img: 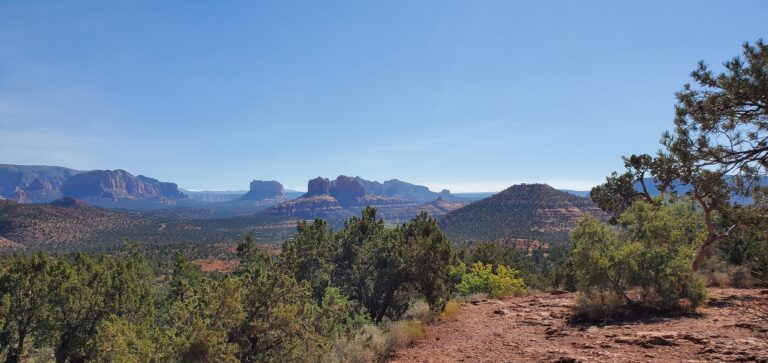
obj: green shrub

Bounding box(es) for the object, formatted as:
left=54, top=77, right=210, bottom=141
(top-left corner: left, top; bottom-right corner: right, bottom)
left=456, top=262, right=525, bottom=299
left=569, top=200, right=710, bottom=319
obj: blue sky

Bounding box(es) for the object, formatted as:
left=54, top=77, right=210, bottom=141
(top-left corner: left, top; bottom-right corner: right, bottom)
left=1, top=1, right=765, bottom=192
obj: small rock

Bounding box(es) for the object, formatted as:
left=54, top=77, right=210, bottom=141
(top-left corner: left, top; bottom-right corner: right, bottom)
left=646, top=335, right=678, bottom=347
left=680, top=333, right=708, bottom=345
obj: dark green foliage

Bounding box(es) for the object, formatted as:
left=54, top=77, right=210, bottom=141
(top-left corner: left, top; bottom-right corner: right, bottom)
left=459, top=241, right=569, bottom=290
left=282, top=208, right=455, bottom=322
left=592, top=39, right=768, bottom=272
left=718, top=189, right=768, bottom=284
left=0, top=207, right=459, bottom=361
left=0, top=250, right=157, bottom=363
left=0, top=253, right=64, bottom=363
left=281, top=219, right=336, bottom=300
left=569, top=201, right=708, bottom=320
left=52, top=251, right=157, bottom=362
left=401, top=212, right=454, bottom=313
left=440, top=184, right=605, bottom=245
left=668, top=39, right=768, bottom=186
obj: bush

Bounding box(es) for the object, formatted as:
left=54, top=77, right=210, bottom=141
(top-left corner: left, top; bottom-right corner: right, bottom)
left=284, top=208, right=454, bottom=322
left=440, top=300, right=461, bottom=320
left=708, top=271, right=733, bottom=287
left=403, top=300, right=431, bottom=323
left=730, top=266, right=754, bottom=288
left=569, top=200, right=710, bottom=319
left=572, top=291, right=623, bottom=321
left=386, top=320, right=426, bottom=351
left=456, top=262, right=525, bottom=299
left=325, top=324, right=387, bottom=363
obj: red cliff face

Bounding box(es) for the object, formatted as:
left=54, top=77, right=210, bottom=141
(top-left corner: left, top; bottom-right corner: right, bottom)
left=61, top=170, right=185, bottom=201
left=266, top=175, right=450, bottom=222
left=264, top=194, right=353, bottom=219
left=238, top=180, right=285, bottom=201
left=330, top=176, right=366, bottom=207
left=307, top=177, right=332, bottom=196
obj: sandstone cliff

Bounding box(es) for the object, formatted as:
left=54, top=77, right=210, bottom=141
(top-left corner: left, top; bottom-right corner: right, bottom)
left=61, top=169, right=186, bottom=202
left=238, top=180, right=285, bottom=201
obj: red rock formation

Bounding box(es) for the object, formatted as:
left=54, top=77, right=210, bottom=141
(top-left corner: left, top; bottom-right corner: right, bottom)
left=307, top=177, right=332, bottom=196
left=61, top=170, right=185, bottom=201
left=238, top=180, right=285, bottom=201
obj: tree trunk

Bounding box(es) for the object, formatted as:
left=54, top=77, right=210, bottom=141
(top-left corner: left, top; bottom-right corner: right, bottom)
left=6, top=328, right=26, bottom=363
left=691, top=235, right=718, bottom=272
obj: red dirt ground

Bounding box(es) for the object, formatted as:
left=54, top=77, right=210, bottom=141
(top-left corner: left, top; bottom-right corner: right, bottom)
left=390, top=288, right=768, bottom=363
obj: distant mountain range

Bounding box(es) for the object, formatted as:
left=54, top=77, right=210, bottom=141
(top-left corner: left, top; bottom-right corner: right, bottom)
left=0, top=164, right=81, bottom=203
left=181, top=189, right=248, bottom=202
left=440, top=184, right=607, bottom=245
left=0, top=165, right=479, bottom=219
left=0, top=164, right=187, bottom=208
left=561, top=176, right=768, bottom=204
left=262, top=176, right=468, bottom=222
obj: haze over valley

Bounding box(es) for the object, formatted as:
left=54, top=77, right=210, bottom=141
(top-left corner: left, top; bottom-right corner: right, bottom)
left=0, top=1, right=766, bottom=362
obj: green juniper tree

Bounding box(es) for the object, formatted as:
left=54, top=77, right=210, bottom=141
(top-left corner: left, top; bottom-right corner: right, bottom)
left=592, top=39, right=768, bottom=271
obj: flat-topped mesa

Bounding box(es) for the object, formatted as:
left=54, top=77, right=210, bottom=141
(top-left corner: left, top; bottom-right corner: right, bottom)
left=238, top=180, right=285, bottom=201
left=61, top=169, right=186, bottom=201
left=304, top=175, right=367, bottom=206
left=330, top=175, right=366, bottom=207
left=307, top=177, right=332, bottom=196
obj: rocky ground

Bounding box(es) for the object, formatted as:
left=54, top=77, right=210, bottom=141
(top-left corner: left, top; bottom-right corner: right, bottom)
left=390, top=288, right=768, bottom=362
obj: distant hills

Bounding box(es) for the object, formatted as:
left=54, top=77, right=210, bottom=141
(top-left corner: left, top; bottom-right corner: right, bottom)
left=0, top=164, right=187, bottom=208
left=263, top=176, right=467, bottom=221
left=60, top=169, right=187, bottom=209
left=0, top=198, right=150, bottom=248
left=181, top=189, right=248, bottom=202
left=351, top=177, right=464, bottom=202
left=0, top=164, right=82, bottom=203
left=440, top=184, right=606, bottom=245
left=0, top=198, right=297, bottom=250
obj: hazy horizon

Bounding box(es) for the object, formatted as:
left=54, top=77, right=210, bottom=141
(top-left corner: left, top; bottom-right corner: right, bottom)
left=2, top=1, right=766, bottom=192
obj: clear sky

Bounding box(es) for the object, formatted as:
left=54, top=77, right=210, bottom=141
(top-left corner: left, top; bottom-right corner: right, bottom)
left=1, top=1, right=765, bottom=192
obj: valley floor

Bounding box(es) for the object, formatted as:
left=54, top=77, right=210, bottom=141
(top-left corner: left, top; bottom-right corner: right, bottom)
left=390, top=288, right=768, bottom=363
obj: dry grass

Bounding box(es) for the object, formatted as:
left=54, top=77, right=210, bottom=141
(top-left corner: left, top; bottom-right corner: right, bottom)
left=708, top=271, right=733, bottom=287
left=325, top=319, right=429, bottom=363
left=705, top=265, right=754, bottom=288
left=440, top=300, right=461, bottom=321
left=325, top=325, right=387, bottom=363
left=572, top=291, right=624, bottom=321
left=386, top=320, right=427, bottom=351
left=729, top=266, right=754, bottom=288
left=404, top=300, right=431, bottom=323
